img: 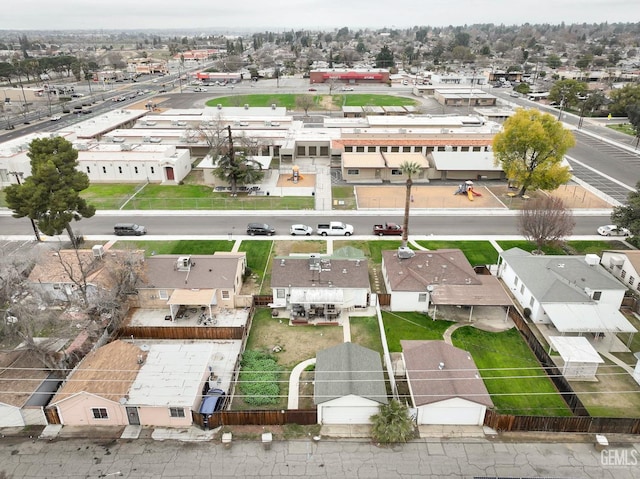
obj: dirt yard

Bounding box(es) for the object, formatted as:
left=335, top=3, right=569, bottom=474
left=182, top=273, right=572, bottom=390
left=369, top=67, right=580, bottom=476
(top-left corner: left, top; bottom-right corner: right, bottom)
left=247, top=311, right=343, bottom=369
left=355, top=184, right=615, bottom=210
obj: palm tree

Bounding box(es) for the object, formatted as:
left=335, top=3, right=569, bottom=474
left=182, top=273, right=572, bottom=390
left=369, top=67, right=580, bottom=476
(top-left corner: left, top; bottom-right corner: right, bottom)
left=400, top=160, right=422, bottom=247
left=370, top=399, right=415, bottom=443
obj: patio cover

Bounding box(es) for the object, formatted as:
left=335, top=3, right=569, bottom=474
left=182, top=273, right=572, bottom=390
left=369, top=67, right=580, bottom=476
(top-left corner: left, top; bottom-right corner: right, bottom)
left=290, top=288, right=344, bottom=304
left=549, top=336, right=604, bottom=364
left=543, top=303, right=637, bottom=334
left=167, top=289, right=217, bottom=306
left=429, top=276, right=512, bottom=306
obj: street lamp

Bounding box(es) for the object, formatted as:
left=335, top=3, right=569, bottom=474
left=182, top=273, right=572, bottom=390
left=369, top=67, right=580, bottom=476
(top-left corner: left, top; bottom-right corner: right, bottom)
left=8, top=171, right=41, bottom=242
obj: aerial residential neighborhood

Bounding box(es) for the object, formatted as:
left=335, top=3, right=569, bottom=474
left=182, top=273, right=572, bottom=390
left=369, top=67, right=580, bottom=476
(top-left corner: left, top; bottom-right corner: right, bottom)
left=1, top=6, right=640, bottom=478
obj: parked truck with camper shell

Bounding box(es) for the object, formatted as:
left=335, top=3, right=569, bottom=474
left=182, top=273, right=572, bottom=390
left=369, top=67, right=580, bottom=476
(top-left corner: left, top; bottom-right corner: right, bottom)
left=316, top=221, right=354, bottom=236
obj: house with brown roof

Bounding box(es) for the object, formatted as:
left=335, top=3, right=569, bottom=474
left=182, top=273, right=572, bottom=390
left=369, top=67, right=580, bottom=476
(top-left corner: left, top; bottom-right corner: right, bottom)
left=381, top=249, right=513, bottom=316
left=0, top=350, right=59, bottom=427
left=27, top=246, right=144, bottom=304
left=136, top=252, right=247, bottom=319
left=270, top=255, right=370, bottom=322
left=47, top=339, right=242, bottom=427
left=401, top=340, right=493, bottom=425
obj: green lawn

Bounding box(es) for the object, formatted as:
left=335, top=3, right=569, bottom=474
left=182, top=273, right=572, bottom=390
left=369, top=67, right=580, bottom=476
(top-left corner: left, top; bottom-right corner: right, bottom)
left=120, top=184, right=313, bottom=210
left=415, top=240, right=499, bottom=266
left=116, top=240, right=234, bottom=256
left=452, top=326, right=572, bottom=416
left=607, top=123, right=636, bottom=136
left=349, top=316, right=384, bottom=355
left=81, top=184, right=139, bottom=209
left=238, top=240, right=274, bottom=281
left=497, top=240, right=629, bottom=256
left=333, top=240, right=404, bottom=264
left=382, top=312, right=454, bottom=352
left=206, top=94, right=300, bottom=109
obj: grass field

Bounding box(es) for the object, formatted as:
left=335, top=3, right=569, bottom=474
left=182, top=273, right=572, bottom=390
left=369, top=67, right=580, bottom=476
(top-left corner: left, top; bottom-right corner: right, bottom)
left=206, top=93, right=419, bottom=110
left=333, top=239, right=404, bottom=264
left=415, top=240, right=499, bottom=266
left=120, top=184, right=313, bottom=210
left=452, top=326, right=572, bottom=416
left=497, top=240, right=630, bottom=256
left=116, top=240, right=234, bottom=256
left=382, top=312, right=454, bottom=352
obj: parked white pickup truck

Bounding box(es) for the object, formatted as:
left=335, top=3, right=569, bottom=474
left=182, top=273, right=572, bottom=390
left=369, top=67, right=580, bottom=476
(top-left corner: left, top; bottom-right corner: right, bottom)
left=316, top=221, right=354, bottom=236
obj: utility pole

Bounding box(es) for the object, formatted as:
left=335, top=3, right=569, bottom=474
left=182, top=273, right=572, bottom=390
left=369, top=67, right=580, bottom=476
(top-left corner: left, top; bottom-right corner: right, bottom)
left=8, top=171, right=41, bottom=242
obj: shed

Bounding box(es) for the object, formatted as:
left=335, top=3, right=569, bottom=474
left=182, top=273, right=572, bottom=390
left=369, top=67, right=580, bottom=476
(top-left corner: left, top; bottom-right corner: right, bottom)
left=549, top=336, right=604, bottom=380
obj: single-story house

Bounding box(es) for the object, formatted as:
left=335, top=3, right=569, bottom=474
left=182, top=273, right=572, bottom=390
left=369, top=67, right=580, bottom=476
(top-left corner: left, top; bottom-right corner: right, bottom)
left=48, top=339, right=241, bottom=427
left=314, top=342, right=388, bottom=424
left=0, top=350, right=59, bottom=427
left=270, top=255, right=370, bottom=321
left=340, top=152, right=429, bottom=184
left=401, top=340, right=493, bottom=425
left=27, top=246, right=144, bottom=304
left=381, top=249, right=513, bottom=316
left=137, top=252, right=248, bottom=317
left=498, top=248, right=636, bottom=351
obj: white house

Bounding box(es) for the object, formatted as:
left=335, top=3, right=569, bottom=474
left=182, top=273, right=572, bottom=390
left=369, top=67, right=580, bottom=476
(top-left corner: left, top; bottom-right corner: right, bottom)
left=498, top=248, right=636, bottom=351
left=381, top=249, right=512, bottom=315
left=401, top=340, right=493, bottom=426
left=600, top=250, right=640, bottom=294
left=270, top=255, right=370, bottom=321
left=314, top=342, right=388, bottom=424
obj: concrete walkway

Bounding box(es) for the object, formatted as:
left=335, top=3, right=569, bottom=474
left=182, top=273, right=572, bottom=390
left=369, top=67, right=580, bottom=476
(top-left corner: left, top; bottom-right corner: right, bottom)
left=287, top=358, right=316, bottom=409
left=601, top=350, right=635, bottom=375
left=442, top=323, right=465, bottom=345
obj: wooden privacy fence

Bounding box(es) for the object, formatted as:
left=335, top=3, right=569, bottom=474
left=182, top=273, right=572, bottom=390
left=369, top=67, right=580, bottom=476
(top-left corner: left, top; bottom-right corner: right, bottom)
left=118, top=325, right=245, bottom=340
left=192, top=409, right=317, bottom=429
left=507, top=308, right=590, bottom=416
left=484, top=410, right=640, bottom=435
left=253, top=295, right=273, bottom=307
left=44, top=407, right=61, bottom=425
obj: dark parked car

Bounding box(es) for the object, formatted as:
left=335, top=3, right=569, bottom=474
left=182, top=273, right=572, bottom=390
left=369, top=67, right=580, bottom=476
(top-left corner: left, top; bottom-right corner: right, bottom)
left=247, top=223, right=276, bottom=236
left=199, top=388, right=226, bottom=429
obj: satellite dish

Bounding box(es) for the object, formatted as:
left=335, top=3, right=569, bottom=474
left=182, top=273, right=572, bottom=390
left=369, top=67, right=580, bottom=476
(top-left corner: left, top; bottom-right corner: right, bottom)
left=140, top=344, right=150, bottom=351
left=118, top=397, right=128, bottom=405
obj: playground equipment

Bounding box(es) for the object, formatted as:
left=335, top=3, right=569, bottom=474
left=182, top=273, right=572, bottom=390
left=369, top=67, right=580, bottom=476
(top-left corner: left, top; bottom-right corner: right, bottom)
left=454, top=181, right=482, bottom=201
left=288, top=165, right=304, bottom=183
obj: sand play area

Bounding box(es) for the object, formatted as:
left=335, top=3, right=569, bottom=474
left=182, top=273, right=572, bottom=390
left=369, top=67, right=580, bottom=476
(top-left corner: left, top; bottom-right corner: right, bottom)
left=355, top=183, right=614, bottom=210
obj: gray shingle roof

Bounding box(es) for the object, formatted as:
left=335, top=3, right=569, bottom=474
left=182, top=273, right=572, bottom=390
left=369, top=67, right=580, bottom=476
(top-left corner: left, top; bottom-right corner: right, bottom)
left=314, top=343, right=388, bottom=405
left=271, top=257, right=370, bottom=289
left=500, top=248, right=623, bottom=303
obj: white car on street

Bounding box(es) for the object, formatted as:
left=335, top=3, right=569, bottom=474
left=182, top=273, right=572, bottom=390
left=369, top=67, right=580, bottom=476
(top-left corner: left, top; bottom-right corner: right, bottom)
left=290, top=224, right=313, bottom=236
left=597, top=225, right=630, bottom=236
left=49, top=115, right=61, bottom=121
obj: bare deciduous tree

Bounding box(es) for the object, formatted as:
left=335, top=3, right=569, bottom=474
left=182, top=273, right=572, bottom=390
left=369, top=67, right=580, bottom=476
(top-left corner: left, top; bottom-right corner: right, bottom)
left=518, top=196, right=575, bottom=253
left=295, top=95, right=316, bottom=116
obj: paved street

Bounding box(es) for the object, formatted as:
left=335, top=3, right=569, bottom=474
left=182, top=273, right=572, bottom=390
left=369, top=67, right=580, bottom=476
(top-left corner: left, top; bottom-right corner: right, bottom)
left=1, top=433, right=639, bottom=478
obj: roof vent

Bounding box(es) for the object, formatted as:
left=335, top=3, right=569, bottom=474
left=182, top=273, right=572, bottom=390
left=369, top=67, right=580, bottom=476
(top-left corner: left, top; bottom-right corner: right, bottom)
left=397, top=246, right=415, bottom=259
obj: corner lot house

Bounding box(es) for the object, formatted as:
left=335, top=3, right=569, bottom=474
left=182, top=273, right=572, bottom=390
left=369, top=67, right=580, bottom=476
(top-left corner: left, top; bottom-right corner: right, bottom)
left=401, top=340, right=493, bottom=425
left=498, top=248, right=636, bottom=351
left=314, top=343, right=387, bottom=424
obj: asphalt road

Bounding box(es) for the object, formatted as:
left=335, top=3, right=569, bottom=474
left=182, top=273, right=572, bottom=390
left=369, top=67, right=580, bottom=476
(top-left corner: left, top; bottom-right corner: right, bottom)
left=0, top=211, right=612, bottom=238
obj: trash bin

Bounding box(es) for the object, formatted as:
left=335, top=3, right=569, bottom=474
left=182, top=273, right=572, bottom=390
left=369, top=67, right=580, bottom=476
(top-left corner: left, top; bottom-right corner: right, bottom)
left=262, top=432, right=272, bottom=450
left=222, top=432, right=232, bottom=450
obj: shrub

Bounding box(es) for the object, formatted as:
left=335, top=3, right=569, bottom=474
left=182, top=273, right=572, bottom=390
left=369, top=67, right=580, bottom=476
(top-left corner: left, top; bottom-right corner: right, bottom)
left=370, top=399, right=416, bottom=444
left=239, top=350, right=281, bottom=406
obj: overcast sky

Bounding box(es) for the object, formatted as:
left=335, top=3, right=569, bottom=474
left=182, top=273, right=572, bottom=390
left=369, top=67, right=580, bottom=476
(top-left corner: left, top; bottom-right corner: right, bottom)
left=4, top=0, right=639, bottom=31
